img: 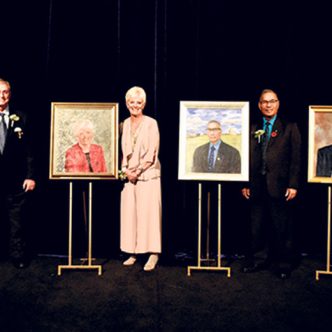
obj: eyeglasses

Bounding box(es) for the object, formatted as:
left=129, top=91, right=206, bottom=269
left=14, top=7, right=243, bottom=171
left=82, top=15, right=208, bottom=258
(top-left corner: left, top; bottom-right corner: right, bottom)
left=207, top=128, right=221, bottom=132
left=259, top=99, right=279, bottom=106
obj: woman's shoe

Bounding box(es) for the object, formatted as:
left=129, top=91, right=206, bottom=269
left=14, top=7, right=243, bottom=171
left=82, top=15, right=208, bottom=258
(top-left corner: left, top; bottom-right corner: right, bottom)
left=144, top=254, right=158, bottom=271
left=123, top=256, right=137, bottom=266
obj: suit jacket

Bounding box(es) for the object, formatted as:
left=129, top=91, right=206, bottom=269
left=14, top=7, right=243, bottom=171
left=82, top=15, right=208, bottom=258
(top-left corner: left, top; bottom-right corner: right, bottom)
left=316, top=144, right=332, bottom=177
left=65, top=143, right=107, bottom=173
left=192, top=140, right=241, bottom=173
left=0, top=110, right=35, bottom=192
left=249, top=117, right=301, bottom=198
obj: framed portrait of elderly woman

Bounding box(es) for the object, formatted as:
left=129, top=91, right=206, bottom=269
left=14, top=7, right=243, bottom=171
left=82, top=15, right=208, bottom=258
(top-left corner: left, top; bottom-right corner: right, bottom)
left=178, top=101, right=249, bottom=181
left=308, top=105, right=332, bottom=183
left=49, top=102, right=118, bottom=180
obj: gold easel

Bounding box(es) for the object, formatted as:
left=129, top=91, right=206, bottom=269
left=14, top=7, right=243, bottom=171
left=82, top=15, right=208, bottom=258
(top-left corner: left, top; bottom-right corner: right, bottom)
left=58, top=182, right=102, bottom=276
left=187, top=183, right=231, bottom=277
left=316, top=185, right=332, bottom=280
left=200, top=191, right=215, bottom=264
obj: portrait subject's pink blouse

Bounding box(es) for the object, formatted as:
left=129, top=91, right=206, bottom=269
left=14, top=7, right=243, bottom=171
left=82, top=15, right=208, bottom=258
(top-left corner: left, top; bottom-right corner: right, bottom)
left=65, top=143, right=107, bottom=173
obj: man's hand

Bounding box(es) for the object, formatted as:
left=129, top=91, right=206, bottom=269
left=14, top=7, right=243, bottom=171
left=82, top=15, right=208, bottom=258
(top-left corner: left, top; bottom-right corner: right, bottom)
left=23, top=179, right=36, bottom=192
left=241, top=188, right=250, bottom=199
left=285, top=188, right=297, bottom=201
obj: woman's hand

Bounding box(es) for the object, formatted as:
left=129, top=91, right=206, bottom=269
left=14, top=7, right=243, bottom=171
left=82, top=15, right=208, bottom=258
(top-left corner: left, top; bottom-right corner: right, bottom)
left=126, top=169, right=138, bottom=184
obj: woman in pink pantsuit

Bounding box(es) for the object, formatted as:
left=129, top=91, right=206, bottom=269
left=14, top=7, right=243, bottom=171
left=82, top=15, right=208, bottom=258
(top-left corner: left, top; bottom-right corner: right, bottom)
left=120, top=86, right=161, bottom=271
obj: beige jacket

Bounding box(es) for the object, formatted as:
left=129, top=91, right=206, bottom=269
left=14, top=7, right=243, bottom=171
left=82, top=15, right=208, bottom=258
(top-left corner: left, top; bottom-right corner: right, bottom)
left=121, top=115, right=161, bottom=180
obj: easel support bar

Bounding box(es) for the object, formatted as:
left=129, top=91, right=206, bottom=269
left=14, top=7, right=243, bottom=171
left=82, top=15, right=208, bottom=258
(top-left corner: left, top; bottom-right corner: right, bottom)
left=316, top=185, right=332, bottom=280
left=58, top=182, right=102, bottom=276
left=187, top=183, right=231, bottom=277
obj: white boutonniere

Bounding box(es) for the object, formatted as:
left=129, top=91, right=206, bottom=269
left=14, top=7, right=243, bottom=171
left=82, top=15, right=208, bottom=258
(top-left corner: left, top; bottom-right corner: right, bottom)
left=9, top=114, right=20, bottom=127
left=14, top=127, right=24, bottom=139
left=254, top=129, right=265, bottom=143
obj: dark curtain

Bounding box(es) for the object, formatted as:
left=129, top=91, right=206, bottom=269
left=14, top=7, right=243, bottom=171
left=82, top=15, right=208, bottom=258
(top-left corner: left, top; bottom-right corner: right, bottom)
left=1, top=0, right=331, bottom=258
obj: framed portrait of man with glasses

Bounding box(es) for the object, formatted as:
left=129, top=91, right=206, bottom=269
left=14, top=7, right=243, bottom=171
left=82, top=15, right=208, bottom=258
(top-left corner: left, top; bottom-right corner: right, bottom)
left=178, top=101, right=249, bottom=181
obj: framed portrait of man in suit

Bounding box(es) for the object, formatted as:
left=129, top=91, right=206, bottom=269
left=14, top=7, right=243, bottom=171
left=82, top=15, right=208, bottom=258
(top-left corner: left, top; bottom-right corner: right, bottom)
left=178, top=101, right=249, bottom=181
left=308, top=105, right=332, bottom=183
left=49, top=102, right=118, bottom=180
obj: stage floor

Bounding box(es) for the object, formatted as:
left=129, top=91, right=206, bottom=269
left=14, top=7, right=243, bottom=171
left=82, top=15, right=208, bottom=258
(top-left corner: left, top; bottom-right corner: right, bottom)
left=0, top=255, right=331, bottom=332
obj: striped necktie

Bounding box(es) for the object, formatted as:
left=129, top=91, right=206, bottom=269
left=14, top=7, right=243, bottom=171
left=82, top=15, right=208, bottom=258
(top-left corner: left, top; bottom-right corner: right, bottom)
left=208, top=146, right=215, bottom=171
left=0, top=113, right=7, bottom=154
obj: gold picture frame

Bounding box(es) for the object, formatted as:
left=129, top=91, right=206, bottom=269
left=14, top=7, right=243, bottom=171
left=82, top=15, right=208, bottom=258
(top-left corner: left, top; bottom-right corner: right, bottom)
left=178, top=101, right=249, bottom=181
left=49, top=102, right=118, bottom=180
left=308, top=105, right=332, bottom=183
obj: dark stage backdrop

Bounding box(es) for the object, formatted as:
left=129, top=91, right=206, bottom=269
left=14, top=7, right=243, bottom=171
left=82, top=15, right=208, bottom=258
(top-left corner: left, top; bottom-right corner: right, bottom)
left=1, top=0, right=331, bottom=258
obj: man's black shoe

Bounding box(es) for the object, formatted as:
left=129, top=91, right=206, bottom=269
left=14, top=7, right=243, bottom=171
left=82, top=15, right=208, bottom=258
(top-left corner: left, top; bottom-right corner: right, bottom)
left=277, top=269, right=291, bottom=280
left=12, top=258, right=30, bottom=269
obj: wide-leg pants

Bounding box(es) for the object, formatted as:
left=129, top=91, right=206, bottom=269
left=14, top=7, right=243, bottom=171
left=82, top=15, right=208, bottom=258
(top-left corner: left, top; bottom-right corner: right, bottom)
left=120, top=178, right=161, bottom=254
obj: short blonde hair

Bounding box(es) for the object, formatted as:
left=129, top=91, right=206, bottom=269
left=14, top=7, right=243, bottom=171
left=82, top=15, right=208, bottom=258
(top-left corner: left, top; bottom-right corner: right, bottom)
left=125, top=86, right=146, bottom=103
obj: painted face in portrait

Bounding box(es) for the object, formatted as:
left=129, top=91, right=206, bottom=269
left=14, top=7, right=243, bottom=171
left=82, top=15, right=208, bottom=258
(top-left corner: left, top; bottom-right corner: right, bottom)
left=77, top=128, right=93, bottom=149
left=258, top=91, right=279, bottom=120
left=73, top=120, right=95, bottom=151
left=207, top=122, right=221, bottom=144
left=0, top=81, right=11, bottom=110
left=207, top=122, right=222, bottom=144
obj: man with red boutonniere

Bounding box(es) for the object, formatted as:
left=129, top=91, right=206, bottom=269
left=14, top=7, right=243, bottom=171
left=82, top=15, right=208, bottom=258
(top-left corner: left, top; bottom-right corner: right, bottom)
left=0, top=78, right=36, bottom=269
left=241, top=89, right=301, bottom=279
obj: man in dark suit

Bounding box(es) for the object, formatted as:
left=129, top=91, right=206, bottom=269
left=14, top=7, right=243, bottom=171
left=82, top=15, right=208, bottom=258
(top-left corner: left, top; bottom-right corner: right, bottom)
left=0, top=78, right=36, bottom=268
left=192, top=120, right=241, bottom=173
left=241, top=89, right=301, bottom=279
left=316, top=144, right=332, bottom=177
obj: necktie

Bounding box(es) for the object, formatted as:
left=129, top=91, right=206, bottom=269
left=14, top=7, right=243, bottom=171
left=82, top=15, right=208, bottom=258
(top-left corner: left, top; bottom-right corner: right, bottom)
left=208, top=146, right=215, bottom=171
left=0, top=113, right=7, bottom=154
left=265, top=121, right=271, bottom=141
left=260, top=122, right=271, bottom=175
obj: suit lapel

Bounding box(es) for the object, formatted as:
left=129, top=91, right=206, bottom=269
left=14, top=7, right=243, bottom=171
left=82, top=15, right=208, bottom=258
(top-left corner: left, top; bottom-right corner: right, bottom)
left=268, top=117, right=283, bottom=149
left=5, top=114, right=16, bottom=142
left=202, top=143, right=210, bottom=170
left=215, top=142, right=223, bottom=165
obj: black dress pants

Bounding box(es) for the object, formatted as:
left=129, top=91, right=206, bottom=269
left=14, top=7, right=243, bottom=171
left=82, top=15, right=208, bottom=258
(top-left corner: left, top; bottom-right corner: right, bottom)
left=246, top=179, right=295, bottom=270
left=0, top=189, right=29, bottom=260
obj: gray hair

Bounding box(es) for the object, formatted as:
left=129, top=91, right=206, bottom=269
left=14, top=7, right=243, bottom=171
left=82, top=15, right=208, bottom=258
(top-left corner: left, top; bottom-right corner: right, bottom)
left=207, top=120, right=221, bottom=129
left=259, top=89, right=278, bottom=99
left=72, top=119, right=95, bottom=138
left=0, top=78, right=11, bottom=90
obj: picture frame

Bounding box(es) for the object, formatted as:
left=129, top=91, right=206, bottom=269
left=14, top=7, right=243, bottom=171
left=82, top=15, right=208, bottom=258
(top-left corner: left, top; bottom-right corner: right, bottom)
left=49, top=102, right=118, bottom=180
left=178, top=101, right=249, bottom=181
left=308, top=105, right=332, bottom=183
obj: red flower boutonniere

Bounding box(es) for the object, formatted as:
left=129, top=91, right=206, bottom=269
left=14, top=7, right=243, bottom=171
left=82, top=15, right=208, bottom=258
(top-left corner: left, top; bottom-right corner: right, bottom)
left=271, top=130, right=278, bottom=138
